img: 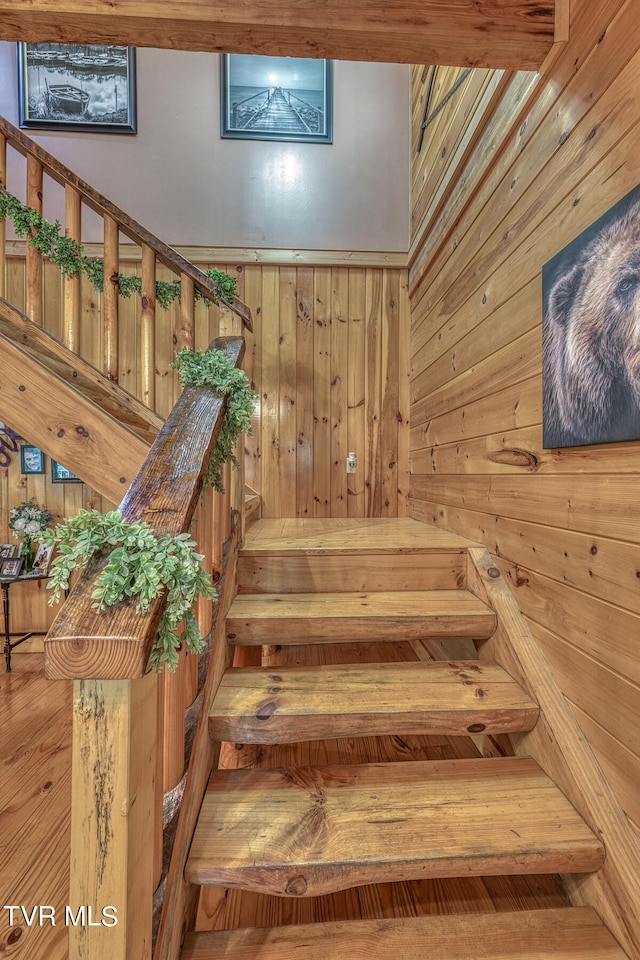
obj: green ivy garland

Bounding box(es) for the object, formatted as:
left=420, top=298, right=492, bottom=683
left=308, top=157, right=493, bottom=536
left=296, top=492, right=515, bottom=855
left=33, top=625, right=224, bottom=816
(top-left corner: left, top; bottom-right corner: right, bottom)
left=42, top=510, right=217, bottom=672
left=0, top=187, right=237, bottom=309
left=172, top=346, right=256, bottom=493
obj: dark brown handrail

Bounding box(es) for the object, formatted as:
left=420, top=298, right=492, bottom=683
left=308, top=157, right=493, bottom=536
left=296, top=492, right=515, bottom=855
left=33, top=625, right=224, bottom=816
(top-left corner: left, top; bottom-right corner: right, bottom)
left=44, top=335, right=245, bottom=680
left=0, top=116, right=252, bottom=330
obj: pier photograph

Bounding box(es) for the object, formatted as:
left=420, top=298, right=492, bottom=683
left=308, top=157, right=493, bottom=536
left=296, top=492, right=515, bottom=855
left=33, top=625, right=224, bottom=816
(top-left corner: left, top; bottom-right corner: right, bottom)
left=221, top=54, right=332, bottom=142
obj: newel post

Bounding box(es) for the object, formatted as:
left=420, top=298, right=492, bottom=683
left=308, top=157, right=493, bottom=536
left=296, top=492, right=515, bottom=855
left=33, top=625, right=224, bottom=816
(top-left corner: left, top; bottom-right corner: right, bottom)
left=70, top=674, right=157, bottom=960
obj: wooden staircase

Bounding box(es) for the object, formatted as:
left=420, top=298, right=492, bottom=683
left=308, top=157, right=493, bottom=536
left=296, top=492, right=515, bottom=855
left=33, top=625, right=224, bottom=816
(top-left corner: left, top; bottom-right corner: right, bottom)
left=169, top=518, right=628, bottom=960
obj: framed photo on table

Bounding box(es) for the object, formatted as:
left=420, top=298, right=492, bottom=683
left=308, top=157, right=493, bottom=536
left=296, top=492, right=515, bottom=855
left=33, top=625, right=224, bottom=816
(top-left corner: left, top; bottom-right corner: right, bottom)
left=0, top=544, right=16, bottom=558
left=0, top=557, right=23, bottom=578
left=26, top=542, right=54, bottom=577
left=18, top=42, right=137, bottom=134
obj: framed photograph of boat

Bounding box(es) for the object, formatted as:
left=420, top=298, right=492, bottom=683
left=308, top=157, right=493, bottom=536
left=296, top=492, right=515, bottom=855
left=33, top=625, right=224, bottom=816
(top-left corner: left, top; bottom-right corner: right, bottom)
left=17, top=43, right=137, bottom=133
left=221, top=55, right=332, bottom=143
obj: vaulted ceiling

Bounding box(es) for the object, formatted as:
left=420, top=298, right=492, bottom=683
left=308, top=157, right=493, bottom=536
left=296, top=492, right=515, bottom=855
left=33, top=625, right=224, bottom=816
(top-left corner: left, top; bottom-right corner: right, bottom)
left=0, top=0, right=564, bottom=71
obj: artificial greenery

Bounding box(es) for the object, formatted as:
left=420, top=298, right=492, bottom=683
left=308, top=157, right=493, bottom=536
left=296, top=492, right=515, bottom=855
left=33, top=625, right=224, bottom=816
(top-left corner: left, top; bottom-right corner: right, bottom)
left=0, top=187, right=238, bottom=308
left=172, top=346, right=256, bottom=493
left=42, top=509, right=217, bottom=672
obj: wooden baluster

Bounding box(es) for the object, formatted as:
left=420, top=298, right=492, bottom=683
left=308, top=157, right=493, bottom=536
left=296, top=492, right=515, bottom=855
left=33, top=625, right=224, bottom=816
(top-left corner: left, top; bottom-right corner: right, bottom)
left=222, top=462, right=232, bottom=543
left=212, top=487, right=225, bottom=590
left=103, top=215, right=119, bottom=381
left=154, top=683, right=164, bottom=893
left=141, top=244, right=156, bottom=409
left=0, top=131, right=6, bottom=299
left=25, top=155, right=43, bottom=325
left=234, top=431, right=246, bottom=545
left=70, top=674, right=157, bottom=960
left=161, top=660, right=186, bottom=793
left=180, top=272, right=194, bottom=349
left=64, top=184, right=81, bottom=353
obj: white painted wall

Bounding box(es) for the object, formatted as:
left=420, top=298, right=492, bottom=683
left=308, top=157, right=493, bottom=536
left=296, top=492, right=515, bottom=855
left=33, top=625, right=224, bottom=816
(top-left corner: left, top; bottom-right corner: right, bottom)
left=0, top=44, right=410, bottom=251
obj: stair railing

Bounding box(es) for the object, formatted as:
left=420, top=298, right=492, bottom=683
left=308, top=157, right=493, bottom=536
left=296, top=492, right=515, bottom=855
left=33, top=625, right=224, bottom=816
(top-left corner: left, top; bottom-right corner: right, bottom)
left=0, top=115, right=251, bottom=401
left=43, top=334, right=245, bottom=960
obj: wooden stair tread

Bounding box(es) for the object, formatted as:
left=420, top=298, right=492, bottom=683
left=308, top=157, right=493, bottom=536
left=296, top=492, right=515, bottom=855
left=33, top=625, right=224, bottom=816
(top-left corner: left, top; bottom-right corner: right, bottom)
left=186, top=757, right=604, bottom=896
left=182, top=907, right=627, bottom=959
left=242, top=518, right=482, bottom=553
left=209, top=660, right=539, bottom=743
left=226, top=590, right=497, bottom=643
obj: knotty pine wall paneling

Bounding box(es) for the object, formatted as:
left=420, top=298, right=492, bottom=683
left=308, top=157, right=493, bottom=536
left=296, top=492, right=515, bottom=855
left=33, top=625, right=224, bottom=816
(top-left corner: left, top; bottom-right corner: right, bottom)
left=409, top=0, right=640, bottom=846
left=233, top=261, right=409, bottom=520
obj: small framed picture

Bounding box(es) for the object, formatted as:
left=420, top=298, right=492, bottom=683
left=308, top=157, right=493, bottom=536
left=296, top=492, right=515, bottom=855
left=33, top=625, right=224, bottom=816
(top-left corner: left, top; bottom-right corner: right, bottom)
left=0, top=557, right=24, bottom=578
left=20, top=444, right=45, bottom=474
left=0, top=544, right=16, bottom=558
left=26, top=542, right=54, bottom=577
left=51, top=460, right=81, bottom=483
left=18, top=43, right=137, bottom=134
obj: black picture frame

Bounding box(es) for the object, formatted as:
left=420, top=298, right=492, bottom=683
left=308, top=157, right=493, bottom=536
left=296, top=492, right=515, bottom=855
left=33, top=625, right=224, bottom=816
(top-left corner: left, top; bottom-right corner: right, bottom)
left=18, top=42, right=137, bottom=134
left=19, top=444, right=45, bottom=475
left=0, top=557, right=24, bottom=579
left=51, top=460, right=81, bottom=483
left=221, top=55, right=332, bottom=144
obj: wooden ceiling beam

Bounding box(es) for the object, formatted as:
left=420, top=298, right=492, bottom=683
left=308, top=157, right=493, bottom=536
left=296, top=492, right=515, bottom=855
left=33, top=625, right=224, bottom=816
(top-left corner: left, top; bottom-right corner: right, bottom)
left=0, top=1, right=557, bottom=71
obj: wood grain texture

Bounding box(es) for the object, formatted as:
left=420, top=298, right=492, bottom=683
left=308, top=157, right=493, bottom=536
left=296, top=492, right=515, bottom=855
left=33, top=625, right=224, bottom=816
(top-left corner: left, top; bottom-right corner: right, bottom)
left=0, top=297, right=164, bottom=443
left=408, top=5, right=640, bottom=950
left=183, top=907, right=627, bottom=960
left=467, top=547, right=640, bottom=958
left=186, top=756, right=603, bottom=896
left=153, top=516, right=240, bottom=960
left=0, top=326, right=149, bottom=502
left=238, top=552, right=467, bottom=594
left=0, top=1, right=556, bottom=69
left=241, top=265, right=408, bottom=519
left=225, top=589, right=496, bottom=644
left=44, top=337, right=244, bottom=680
left=208, top=659, right=538, bottom=743
left=69, top=672, right=157, bottom=960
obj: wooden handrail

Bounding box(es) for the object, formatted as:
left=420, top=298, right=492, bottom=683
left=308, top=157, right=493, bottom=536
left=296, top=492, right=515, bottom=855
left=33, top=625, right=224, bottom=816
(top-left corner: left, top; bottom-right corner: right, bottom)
left=0, top=115, right=252, bottom=330
left=44, top=334, right=245, bottom=681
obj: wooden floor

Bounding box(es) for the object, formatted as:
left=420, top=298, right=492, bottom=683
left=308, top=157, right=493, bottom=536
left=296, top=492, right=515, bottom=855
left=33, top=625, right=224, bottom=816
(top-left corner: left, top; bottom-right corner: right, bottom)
left=0, top=653, right=72, bottom=960
left=0, top=519, right=572, bottom=956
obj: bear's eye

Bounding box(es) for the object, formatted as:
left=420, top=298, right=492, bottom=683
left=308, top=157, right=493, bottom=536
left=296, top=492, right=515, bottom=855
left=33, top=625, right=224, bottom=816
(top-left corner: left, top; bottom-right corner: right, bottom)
left=615, top=275, right=638, bottom=298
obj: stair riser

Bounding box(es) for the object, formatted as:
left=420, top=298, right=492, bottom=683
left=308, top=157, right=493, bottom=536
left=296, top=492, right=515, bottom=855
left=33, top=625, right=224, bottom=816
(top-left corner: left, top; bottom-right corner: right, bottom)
left=238, top=553, right=467, bottom=594
left=182, top=908, right=629, bottom=960
left=226, top=613, right=496, bottom=644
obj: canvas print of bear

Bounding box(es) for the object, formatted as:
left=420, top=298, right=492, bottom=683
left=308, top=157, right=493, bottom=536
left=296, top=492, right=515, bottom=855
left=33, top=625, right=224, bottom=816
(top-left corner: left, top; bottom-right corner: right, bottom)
left=542, top=182, right=640, bottom=448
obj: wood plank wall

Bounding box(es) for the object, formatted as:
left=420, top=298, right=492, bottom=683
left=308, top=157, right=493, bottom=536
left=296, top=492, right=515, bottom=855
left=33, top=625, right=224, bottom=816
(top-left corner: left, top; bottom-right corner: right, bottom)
left=408, top=0, right=640, bottom=839
left=1, top=254, right=409, bottom=631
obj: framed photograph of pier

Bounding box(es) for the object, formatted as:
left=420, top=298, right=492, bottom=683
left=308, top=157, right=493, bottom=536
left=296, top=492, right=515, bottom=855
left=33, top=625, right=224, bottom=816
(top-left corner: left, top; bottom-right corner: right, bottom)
left=17, top=42, right=137, bottom=134
left=221, top=55, right=332, bottom=143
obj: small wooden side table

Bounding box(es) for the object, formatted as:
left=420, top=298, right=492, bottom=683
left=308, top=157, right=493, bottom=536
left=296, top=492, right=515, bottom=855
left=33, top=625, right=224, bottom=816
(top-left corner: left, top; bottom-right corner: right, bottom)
left=1, top=572, right=50, bottom=672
